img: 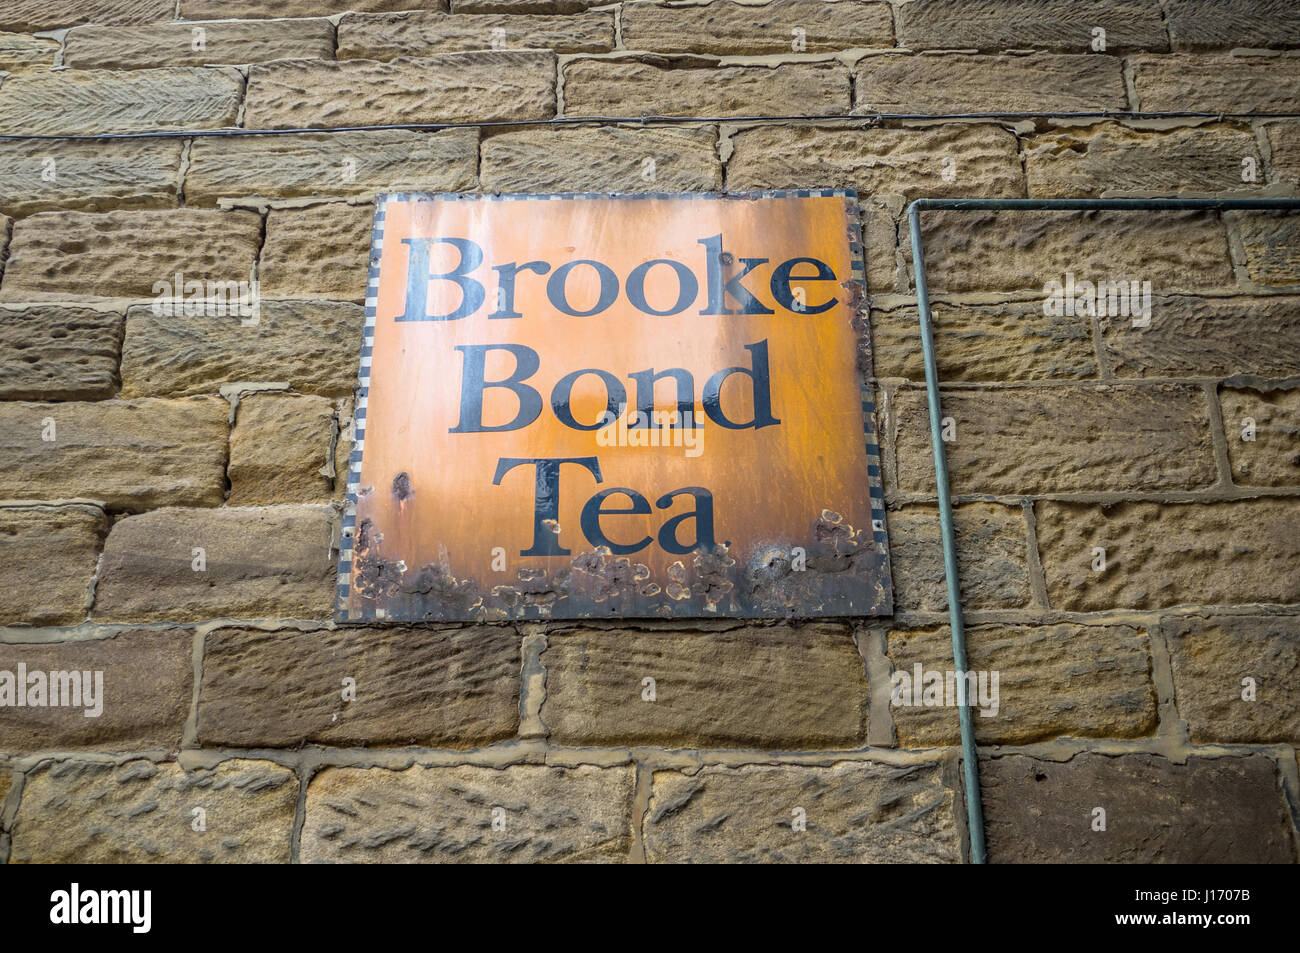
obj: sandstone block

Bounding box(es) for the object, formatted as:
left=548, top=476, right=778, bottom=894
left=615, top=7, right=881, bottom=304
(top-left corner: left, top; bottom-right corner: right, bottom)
left=338, top=10, right=614, bottom=57
left=0, top=306, right=123, bottom=400
left=64, top=18, right=336, bottom=68
left=563, top=59, right=850, bottom=118
left=0, top=139, right=181, bottom=216
left=0, top=398, right=227, bottom=509
left=186, top=129, right=477, bottom=206
left=1219, top=387, right=1300, bottom=487
left=0, top=504, right=105, bottom=626
left=886, top=623, right=1156, bottom=745
left=885, top=503, right=1031, bottom=612
left=870, top=300, right=1095, bottom=381
left=0, top=68, right=242, bottom=136
left=0, top=630, right=192, bottom=750
left=982, top=753, right=1295, bottom=862
left=540, top=624, right=867, bottom=747
left=244, top=52, right=556, bottom=128
left=891, top=384, right=1216, bottom=495
left=9, top=759, right=297, bottom=863
left=727, top=123, right=1024, bottom=200
left=302, top=763, right=635, bottom=862
left=93, top=506, right=336, bottom=622
left=480, top=125, right=722, bottom=192
left=0, top=208, right=261, bottom=302
left=1132, top=53, right=1300, bottom=113
left=120, top=299, right=364, bottom=398
left=1166, top=614, right=1300, bottom=743
left=260, top=204, right=374, bottom=302
left=1025, top=123, right=1263, bottom=196
left=898, top=0, right=1167, bottom=53
left=228, top=393, right=336, bottom=505
left=856, top=54, right=1125, bottom=112
left=622, top=0, right=893, bottom=55
left=1036, top=499, right=1300, bottom=610
left=1101, top=295, right=1300, bottom=378
left=645, top=761, right=961, bottom=863
left=199, top=625, right=520, bottom=747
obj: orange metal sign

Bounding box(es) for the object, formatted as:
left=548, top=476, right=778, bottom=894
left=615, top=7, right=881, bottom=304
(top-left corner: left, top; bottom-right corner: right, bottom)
left=338, top=191, right=891, bottom=621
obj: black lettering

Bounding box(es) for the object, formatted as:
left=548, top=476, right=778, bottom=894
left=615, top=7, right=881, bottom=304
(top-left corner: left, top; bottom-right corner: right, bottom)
left=702, top=340, right=781, bottom=430
left=450, top=344, right=543, bottom=433
left=580, top=487, right=653, bottom=555
left=493, top=456, right=603, bottom=556
left=398, top=237, right=485, bottom=321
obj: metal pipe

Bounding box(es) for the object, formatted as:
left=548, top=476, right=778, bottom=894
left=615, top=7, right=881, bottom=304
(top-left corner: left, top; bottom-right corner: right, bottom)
left=904, top=195, right=1300, bottom=865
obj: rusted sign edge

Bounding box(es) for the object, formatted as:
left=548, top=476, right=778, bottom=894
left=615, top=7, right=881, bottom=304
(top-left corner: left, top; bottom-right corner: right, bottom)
left=335, top=189, right=893, bottom=623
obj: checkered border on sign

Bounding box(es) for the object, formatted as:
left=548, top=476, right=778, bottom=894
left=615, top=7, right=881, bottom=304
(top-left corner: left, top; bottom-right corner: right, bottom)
left=335, top=189, right=893, bottom=620
left=336, top=193, right=387, bottom=620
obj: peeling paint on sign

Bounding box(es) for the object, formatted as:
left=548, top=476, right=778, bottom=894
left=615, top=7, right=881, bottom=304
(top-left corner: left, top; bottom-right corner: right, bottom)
left=337, top=190, right=892, bottom=622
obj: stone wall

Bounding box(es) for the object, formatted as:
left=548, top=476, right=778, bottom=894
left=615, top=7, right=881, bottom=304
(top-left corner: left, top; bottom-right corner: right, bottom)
left=1, top=0, right=1298, bottom=863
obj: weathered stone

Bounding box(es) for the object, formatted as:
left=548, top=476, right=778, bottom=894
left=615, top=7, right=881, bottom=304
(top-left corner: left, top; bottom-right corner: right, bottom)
left=1101, top=295, right=1300, bottom=378
left=1132, top=53, right=1300, bottom=112
left=982, top=753, right=1296, bottom=862
left=1167, top=614, right=1299, bottom=743
left=0, top=68, right=243, bottom=136
left=892, top=384, right=1216, bottom=495
left=302, top=763, right=634, bottom=863
left=0, top=398, right=227, bottom=509
left=199, top=625, right=520, bottom=747
left=864, top=199, right=901, bottom=293
left=870, top=300, right=1095, bottom=381
left=260, top=205, right=374, bottom=302
left=886, top=504, right=1030, bottom=612
left=333, top=398, right=355, bottom=501
left=453, top=0, right=603, bottom=10
left=9, top=759, right=297, bottom=863
left=563, top=59, right=850, bottom=118
left=916, top=209, right=1231, bottom=294
left=1229, top=211, right=1300, bottom=287
left=541, top=624, right=866, bottom=747
left=726, top=123, right=1024, bottom=200
left=856, top=54, right=1125, bottom=112
left=339, top=10, right=614, bottom=57
left=0, top=306, right=123, bottom=400
left=93, top=506, right=336, bottom=622
left=645, top=761, right=961, bottom=863
left=1266, top=122, right=1300, bottom=185
left=228, top=393, right=335, bottom=505
left=887, top=624, right=1156, bottom=745
left=0, top=630, right=191, bottom=750
left=64, top=19, right=336, bottom=68
left=1036, top=499, right=1300, bottom=610
left=1166, top=0, right=1300, bottom=51
left=0, top=504, right=105, bottom=626
left=899, top=0, right=1167, bottom=52
left=0, top=208, right=262, bottom=303
left=244, top=52, right=556, bottom=128
left=1221, top=388, right=1300, bottom=487
left=622, top=0, right=893, bottom=54
left=0, top=31, right=57, bottom=74
left=184, top=0, right=432, bottom=16
left=120, top=299, right=364, bottom=398
left=0, top=139, right=181, bottom=216
left=0, top=0, right=172, bottom=32
left=1025, top=123, right=1263, bottom=197
left=480, top=125, right=721, bottom=192
left=186, top=129, right=478, bottom=206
